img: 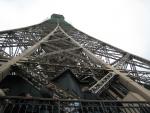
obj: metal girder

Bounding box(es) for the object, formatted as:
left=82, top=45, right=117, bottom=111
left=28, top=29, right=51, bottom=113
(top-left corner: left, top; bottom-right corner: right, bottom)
left=41, top=47, right=81, bottom=57
left=65, top=27, right=150, bottom=86
left=0, top=25, right=59, bottom=81
left=113, top=53, right=130, bottom=69
left=59, top=26, right=150, bottom=100
left=0, top=15, right=150, bottom=101
left=89, top=72, right=116, bottom=94
left=0, top=19, right=57, bottom=57
left=15, top=64, right=78, bottom=99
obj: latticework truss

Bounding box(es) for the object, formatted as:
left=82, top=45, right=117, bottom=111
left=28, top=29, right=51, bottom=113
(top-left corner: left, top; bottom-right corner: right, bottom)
left=0, top=14, right=150, bottom=103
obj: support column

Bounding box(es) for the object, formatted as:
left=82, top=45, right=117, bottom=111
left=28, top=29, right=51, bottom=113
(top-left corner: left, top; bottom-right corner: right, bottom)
left=59, top=26, right=150, bottom=101
left=0, top=25, right=59, bottom=81
left=123, top=91, right=145, bottom=101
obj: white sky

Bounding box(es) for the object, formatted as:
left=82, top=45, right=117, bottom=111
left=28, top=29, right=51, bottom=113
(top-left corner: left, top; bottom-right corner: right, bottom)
left=0, top=0, right=150, bottom=60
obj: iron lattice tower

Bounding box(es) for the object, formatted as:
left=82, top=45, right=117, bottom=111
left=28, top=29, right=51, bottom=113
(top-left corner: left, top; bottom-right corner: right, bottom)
left=0, top=14, right=150, bottom=113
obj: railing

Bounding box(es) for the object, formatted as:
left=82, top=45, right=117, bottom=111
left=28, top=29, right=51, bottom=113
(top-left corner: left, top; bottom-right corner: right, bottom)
left=0, top=96, right=150, bottom=113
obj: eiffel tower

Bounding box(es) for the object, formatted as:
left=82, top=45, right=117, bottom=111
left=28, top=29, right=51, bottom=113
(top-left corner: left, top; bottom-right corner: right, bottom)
left=0, top=14, right=149, bottom=113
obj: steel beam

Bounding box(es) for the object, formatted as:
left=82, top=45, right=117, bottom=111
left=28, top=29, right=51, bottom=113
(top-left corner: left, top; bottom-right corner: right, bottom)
left=0, top=25, right=59, bottom=81
left=59, top=26, right=150, bottom=101
left=89, top=72, right=116, bottom=94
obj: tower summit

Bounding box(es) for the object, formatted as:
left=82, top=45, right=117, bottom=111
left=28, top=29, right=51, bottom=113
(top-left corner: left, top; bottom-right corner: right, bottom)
left=0, top=14, right=150, bottom=113
left=51, top=14, right=65, bottom=20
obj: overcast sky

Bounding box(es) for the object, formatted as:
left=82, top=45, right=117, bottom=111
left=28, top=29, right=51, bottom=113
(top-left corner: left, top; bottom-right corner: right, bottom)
left=0, top=0, right=150, bottom=60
